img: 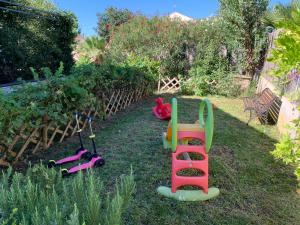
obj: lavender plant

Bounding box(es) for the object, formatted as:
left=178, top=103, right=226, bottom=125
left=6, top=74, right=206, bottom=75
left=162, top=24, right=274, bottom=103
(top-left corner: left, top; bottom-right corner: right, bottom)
left=0, top=165, right=135, bottom=225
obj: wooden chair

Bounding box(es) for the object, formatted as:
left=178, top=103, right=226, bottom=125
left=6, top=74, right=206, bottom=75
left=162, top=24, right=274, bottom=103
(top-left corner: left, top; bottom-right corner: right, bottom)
left=243, top=88, right=282, bottom=125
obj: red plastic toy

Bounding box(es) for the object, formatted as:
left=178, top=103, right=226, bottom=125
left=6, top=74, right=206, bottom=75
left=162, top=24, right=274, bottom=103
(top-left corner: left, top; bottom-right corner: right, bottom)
left=152, top=97, right=171, bottom=120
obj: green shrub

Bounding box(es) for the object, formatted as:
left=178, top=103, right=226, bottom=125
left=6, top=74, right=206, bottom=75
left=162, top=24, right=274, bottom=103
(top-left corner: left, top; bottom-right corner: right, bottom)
left=241, top=80, right=257, bottom=97
left=182, top=68, right=240, bottom=97
left=107, top=15, right=196, bottom=78
left=119, top=53, right=160, bottom=87
left=272, top=114, right=300, bottom=180
left=108, top=14, right=245, bottom=97
left=181, top=42, right=240, bottom=97
left=0, top=165, right=135, bottom=225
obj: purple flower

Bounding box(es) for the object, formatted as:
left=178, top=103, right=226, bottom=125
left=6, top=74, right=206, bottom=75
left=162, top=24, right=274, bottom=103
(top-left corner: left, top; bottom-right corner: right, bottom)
left=288, top=68, right=300, bottom=80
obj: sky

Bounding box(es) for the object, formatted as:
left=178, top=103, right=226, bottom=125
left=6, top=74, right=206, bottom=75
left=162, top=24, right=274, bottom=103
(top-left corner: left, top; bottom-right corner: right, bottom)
left=54, top=0, right=291, bottom=36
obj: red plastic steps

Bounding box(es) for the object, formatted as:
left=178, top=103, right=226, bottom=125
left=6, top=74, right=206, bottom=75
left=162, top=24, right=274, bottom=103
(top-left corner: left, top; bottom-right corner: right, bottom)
left=171, top=144, right=209, bottom=193
left=173, top=159, right=208, bottom=172
left=175, top=145, right=206, bottom=155
left=172, top=176, right=208, bottom=193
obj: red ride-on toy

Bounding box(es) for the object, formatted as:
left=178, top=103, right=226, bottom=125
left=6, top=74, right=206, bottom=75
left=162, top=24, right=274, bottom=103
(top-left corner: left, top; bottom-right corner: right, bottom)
left=152, top=97, right=171, bottom=120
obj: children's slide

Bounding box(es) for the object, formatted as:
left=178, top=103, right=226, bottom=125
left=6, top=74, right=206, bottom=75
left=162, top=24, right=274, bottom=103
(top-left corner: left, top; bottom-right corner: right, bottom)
left=157, top=97, right=219, bottom=201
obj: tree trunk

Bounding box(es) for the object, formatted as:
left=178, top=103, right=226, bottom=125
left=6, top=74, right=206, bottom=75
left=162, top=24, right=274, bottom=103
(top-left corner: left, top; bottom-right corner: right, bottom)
left=244, top=34, right=256, bottom=80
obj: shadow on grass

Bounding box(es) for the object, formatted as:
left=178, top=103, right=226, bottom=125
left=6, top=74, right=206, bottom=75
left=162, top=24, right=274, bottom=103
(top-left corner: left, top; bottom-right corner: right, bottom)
left=25, top=94, right=300, bottom=225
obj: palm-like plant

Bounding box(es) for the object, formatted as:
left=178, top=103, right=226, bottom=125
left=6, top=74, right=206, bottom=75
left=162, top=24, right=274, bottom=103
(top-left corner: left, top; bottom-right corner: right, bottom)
left=79, top=36, right=106, bottom=64
left=264, top=0, right=300, bottom=31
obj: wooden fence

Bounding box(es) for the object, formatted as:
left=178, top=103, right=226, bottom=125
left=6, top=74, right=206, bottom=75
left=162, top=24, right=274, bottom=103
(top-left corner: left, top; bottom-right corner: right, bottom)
left=0, top=88, right=146, bottom=167
left=157, top=77, right=181, bottom=93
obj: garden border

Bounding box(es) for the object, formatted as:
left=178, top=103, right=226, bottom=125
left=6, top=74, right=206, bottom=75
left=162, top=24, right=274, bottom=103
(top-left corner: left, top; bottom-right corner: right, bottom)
left=0, top=88, right=147, bottom=166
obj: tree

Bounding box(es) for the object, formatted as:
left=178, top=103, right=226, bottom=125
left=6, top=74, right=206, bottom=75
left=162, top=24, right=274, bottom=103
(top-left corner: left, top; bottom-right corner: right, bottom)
left=219, top=0, right=269, bottom=79
left=96, top=7, right=133, bottom=41
left=0, top=0, right=78, bottom=83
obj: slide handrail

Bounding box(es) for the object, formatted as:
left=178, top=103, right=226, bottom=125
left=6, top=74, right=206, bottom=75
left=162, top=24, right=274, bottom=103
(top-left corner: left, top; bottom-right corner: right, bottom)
left=199, top=98, right=214, bottom=153
left=171, top=98, right=177, bottom=152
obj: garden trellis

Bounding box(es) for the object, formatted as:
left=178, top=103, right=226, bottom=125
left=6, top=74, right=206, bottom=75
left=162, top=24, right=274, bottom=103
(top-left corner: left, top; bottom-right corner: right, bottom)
left=0, top=88, right=147, bottom=166
left=157, top=76, right=182, bottom=93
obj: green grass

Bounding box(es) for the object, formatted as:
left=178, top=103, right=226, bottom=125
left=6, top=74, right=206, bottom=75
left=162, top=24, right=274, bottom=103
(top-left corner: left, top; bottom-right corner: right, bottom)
left=42, top=94, right=300, bottom=225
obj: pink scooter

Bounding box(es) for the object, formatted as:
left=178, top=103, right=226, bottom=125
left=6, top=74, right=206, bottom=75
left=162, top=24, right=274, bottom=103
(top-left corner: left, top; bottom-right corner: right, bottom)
left=48, top=113, right=91, bottom=168
left=61, top=116, right=105, bottom=177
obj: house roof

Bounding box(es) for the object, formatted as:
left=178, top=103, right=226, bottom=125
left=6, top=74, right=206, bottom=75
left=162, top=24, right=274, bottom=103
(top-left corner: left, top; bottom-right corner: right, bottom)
left=168, top=12, right=193, bottom=22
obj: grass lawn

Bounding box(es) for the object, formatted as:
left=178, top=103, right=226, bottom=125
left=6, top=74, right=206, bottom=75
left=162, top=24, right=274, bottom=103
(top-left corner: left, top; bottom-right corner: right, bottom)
left=42, top=94, right=300, bottom=225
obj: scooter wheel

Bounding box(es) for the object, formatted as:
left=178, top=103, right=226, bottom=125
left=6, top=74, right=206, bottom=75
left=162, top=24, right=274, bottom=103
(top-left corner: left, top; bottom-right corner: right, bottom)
left=94, top=158, right=105, bottom=167
left=61, top=169, right=70, bottom=177
left=48, top=160, right=56, bottom=168
left=81, top=151, right=92, bottom=160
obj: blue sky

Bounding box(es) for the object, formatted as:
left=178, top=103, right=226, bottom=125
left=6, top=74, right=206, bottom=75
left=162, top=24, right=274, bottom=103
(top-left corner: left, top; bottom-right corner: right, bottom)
left=54, top=0, right=291, bottom=36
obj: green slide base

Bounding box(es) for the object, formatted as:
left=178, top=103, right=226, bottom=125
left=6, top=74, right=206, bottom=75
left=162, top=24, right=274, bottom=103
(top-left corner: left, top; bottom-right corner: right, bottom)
left=157, top=186, right=220, bottom=201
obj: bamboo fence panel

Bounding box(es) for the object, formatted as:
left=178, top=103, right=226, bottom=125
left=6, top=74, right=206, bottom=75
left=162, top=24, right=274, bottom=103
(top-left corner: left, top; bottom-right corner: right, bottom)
left=158, top=77, right=181, bottom=93
left=0, top=88, right=146, bottom=166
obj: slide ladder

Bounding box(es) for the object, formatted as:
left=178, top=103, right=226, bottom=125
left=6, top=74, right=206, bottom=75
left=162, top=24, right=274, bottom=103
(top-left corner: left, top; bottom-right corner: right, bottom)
left=172, top=143, right=208, bottom=193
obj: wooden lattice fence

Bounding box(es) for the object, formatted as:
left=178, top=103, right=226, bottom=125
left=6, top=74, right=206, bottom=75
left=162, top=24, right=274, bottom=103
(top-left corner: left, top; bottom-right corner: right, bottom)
left=0, top=88, right=146, bottom=167
left=157, top=77, right=181, bottom=93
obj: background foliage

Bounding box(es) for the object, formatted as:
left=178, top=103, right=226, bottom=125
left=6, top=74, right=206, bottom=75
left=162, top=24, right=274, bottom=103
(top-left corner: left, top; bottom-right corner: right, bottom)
left=107, top=16, right=193, bottom=78
left=76, top=36, right=106, bottom=65
left=181, top=17, right=240, bottom=96
left=107, top=4, right=269, bottom=95
left=219, top=0, right=269, bottom=79
left=266, top=1, right=300, bottom=94
left=0, top=0, right=78, bottom=84
left=96, top=7, right=133, bottom=41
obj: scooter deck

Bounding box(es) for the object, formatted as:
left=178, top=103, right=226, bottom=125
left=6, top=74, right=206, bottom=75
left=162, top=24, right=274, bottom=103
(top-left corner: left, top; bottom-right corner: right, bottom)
left=62, top=155, right=104, bottom=176
left=48, top=149, right=89, bottom=167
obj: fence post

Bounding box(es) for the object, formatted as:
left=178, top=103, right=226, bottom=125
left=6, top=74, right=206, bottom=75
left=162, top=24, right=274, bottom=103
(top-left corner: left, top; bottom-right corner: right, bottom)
left=157, top=74, right=161, bottom=93
left=101, top=92, right=107, bottom=120
left=42, top=114, right=49, bottom=150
